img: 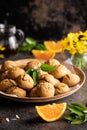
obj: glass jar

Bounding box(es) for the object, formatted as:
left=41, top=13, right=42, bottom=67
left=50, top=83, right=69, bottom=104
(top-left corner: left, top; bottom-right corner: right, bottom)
left=71, top=53, right=87, bottom=69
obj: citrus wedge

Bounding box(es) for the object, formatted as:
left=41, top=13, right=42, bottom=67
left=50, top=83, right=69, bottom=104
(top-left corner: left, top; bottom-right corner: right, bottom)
left=44, top=41, right=63, bottom=53
left=35, top=102, right=67, bottom=122
left=32, top=50, right=55, bottom=60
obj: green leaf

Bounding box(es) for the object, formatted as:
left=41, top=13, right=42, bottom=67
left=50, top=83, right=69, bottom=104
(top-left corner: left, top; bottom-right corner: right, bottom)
left=71, top=118, right=84, bottom=124
left=64, top=102, right=87, bottom=125
left=18, top=37, right=46, bottom=52
left=26, top=69, right=38, bottom=85
left=68, top=105, right=84, bottom=116
left=71, top=102, right=87, bottom=110
left=40, top=64, right=56, bottom=73
left=64, top=113, right=76, bottom=121
left=26, top=69, right=33, bottom=75
left=64, top=113, right=85, bottom=124
left=71, top=102, right=87, bottom=112
left=25, top=37, right=37, bottom=45
left=32, top=70, right=38, bottom=85
left=35, top=44, right=46, bottom=50
left=73, top=41, right=77, bottom=47
left=84, top=114, right=87, bottom=122
left=18, top=43, right=35, bottom=51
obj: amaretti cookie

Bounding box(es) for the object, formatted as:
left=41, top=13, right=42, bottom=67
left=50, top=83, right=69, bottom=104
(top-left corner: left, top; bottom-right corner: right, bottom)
left=36, top=81, right=55, bottom=97
left=51, top=64, right=71, bottom=78
left=25, top=59, right=41, bottom=70
left=7, top=67, right=25, bottom=79
left=39, top=73, right=60, bottom=85
left=1, top=60, right=17, bottom=72
left=62, top=73, right=80, bottom=87
left=16, top=74, right=34, bottom=90
left=45, top=59, right=60, bottom=66
left=6, top=86, right=26, bottom=98
left=29, top=87, right=38, bottom=97
left=54, top=82, right=70, bottom=95
left=0, top=79, right=17, bottom=91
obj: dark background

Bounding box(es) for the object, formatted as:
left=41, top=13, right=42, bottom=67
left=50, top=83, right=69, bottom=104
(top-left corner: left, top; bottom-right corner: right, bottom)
left=0, top=0, right=87, bottom=41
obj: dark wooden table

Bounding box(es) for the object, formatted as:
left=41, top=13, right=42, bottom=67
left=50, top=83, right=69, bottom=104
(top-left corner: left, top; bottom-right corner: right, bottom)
left=0, top=52, right=87, bottom=130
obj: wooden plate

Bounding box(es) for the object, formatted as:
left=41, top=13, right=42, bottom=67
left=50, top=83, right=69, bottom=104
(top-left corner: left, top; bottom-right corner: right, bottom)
left=0, top=59, right=86, bottom=103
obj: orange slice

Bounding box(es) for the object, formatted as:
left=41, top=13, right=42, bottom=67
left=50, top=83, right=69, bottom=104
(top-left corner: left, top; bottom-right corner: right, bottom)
left=32, top=50, right=55, bottom=60
left=44, top=41, right=63, bottom=53
left=35, top=102, right=67, bottom=122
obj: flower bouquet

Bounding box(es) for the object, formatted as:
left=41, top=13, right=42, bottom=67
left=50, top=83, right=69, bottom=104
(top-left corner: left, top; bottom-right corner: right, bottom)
left=59, top=30, right=87, bottom=69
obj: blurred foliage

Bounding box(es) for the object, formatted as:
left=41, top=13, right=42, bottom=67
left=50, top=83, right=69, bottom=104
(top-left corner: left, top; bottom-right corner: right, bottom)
left=18, top=37, right=46, bottom=52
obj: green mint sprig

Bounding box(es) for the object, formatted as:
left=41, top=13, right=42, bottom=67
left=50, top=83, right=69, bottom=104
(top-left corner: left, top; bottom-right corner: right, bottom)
left=18, top=37, right=46, bottom=52
left=26, top=68, right=38, bottom=85
left=40, top=63, right=56, bottom=73
left=64, top=102, right=87, bottom=124
left=26, top=63, right=56, bottom=85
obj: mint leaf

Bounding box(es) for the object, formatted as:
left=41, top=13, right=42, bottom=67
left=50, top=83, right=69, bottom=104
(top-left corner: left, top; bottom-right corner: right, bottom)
left=26, top=69, right=33, bottom=75
left=64, top=113, right=76, bottom=121
left=68, top=105, right=84, bottom=116
left=32, top=70, right=38, bottom=85
left=64, top=102, right=87, bottom=125
left=35, top=44, right=46, bottom=50
left=26, top=69, right=38, bottom=85
left=18, top=43, right=35, bottom=51
left=40, top=64, right=56, bottom=73
left=71, top=117, right=84, bottom=124
left=18, top=37, right=46, bottom=52
left=71, top=102, right=87, bottom=110
left=25, top=37, right=36, bottom=45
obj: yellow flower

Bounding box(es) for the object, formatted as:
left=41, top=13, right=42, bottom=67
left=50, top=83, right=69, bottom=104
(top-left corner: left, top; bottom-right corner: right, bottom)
left=0, top=45, right=5, bottom=51
left=0, top=45, right=5, bottom=58
left=59, top=30, right=87, bottom=55
left=0, top=54, right=5, bottom=58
